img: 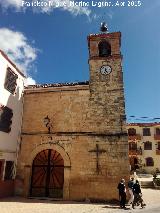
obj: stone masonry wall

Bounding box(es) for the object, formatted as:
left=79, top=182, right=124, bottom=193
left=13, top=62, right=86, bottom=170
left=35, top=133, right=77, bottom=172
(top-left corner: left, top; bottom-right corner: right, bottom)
left=16, top=85, right=129, bottom=200
left=16, top=31, right=130, bottom=201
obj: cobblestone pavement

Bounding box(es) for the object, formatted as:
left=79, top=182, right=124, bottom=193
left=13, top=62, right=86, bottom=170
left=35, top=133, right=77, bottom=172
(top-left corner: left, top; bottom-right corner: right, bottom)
left=0, top=189, right=160, bottom=213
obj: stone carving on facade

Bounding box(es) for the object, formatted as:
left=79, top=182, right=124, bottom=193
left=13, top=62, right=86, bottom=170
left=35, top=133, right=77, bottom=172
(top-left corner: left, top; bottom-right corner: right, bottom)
left=43, top=115, right=53, bottom=133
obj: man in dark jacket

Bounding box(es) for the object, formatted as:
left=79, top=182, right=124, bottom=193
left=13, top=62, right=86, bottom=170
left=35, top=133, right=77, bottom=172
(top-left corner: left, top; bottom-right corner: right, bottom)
left=132, top=180, right=146, bottom=209
left=117, top=179, right=126, bottom=208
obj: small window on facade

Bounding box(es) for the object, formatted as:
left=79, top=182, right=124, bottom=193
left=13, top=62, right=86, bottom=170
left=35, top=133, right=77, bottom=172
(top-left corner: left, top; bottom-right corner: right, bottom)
left=157, top=142, right=160, bottom=150
left=156, top=128, right=160, bottom=135
left=144, top=141, right=152, bottom=150
left=4, top=161, right=14, bottom=180
left=143, top=128, right=151, bottom=136
left=0, top=105, right=13, bottom=133
left=4, top=67, right=18, bottom=94
left=128, top=128, right=136, bottom=136
left=146, top=157, right=154, bottom=167
left=98, top=40, right=111, bottom=57
left=129, top=142, right=137, bottom=150
left=0, top=160, right=4, bottom=180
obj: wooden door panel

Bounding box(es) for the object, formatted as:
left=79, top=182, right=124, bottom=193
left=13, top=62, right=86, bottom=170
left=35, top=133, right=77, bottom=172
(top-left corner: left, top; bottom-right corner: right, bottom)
left=30, top=149, right=64, bottom=198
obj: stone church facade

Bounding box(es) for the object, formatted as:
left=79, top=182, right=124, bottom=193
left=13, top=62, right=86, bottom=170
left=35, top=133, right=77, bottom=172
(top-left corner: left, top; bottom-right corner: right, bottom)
left=15, top=30, right=130, bottom=201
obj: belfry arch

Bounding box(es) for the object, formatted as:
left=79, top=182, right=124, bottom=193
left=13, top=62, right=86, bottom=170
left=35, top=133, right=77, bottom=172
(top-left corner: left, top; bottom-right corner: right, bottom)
left=98, top=40, right=111, bottom=57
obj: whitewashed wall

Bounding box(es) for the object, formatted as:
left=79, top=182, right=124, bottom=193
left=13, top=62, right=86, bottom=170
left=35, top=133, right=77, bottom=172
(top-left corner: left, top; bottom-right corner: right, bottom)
left=0, top=51, right=25, bottom=172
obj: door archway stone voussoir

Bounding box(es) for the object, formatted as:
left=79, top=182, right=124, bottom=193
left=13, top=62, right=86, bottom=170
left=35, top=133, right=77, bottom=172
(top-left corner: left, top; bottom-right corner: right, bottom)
left=24, top=142, right=71, bottom=199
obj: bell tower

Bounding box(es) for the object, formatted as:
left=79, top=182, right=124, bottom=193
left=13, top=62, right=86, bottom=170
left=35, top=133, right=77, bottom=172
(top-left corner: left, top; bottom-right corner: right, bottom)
left=88, top=23, right=126, bottom=134
left=86, top=23, right=129, bottom=201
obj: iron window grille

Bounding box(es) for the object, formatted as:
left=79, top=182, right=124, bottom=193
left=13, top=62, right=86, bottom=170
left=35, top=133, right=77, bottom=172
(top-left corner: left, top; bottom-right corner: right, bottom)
left=143, top=128, right=151, bottom=136
left=155, top=128, right=160, bottom=136
left=157, top=142, right=160, bottom=150
left=128, top=128, right=136, bottom=136
left=144, top=141, right=152, bottom=150
left=0, top=160, right=4, bottom=180
left=4, top=161, right=14, bottom=180
left=4, top=67, right=18, bottom=94
left=0, top=105, right=13, bottom=133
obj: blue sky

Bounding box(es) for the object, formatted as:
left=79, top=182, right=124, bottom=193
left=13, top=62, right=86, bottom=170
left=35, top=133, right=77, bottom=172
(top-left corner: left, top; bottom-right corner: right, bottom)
left=0, top=0, right=160, bottom=122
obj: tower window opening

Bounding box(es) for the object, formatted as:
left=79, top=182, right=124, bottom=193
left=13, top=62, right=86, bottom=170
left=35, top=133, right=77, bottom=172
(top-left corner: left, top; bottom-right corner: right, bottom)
left=98, top=40, right=111, bottom=57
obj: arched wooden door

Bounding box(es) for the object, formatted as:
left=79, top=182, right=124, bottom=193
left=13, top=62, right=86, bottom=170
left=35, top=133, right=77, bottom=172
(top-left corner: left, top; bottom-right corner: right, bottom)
left=30, top=149, right=64, bottom=198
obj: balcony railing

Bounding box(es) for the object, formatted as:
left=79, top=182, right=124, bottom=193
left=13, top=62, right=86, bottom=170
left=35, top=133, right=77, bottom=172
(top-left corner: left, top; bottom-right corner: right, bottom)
left=128, top=134, right=141, bottom=141
left=129, top=150, right=137, bottom=155
left=129, top=149, right=142, bottom=155
left=154, top=135, right=160, bottom=140
left=156, top=149, right=160, bottom=155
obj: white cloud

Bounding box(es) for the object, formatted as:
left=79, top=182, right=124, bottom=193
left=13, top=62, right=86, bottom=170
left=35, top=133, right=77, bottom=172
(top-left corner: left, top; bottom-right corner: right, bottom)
left=0, top=0, right=91, bottom=16
left=0, top=28, right=37, bottom=82
left=0, top=0, right=22, bottom=10
left=25, top=76, right=36, bottom=85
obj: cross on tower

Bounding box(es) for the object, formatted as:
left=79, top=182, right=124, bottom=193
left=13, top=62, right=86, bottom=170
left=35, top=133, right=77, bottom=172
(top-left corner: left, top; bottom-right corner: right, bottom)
left=89, top=144, right=106, bottom=174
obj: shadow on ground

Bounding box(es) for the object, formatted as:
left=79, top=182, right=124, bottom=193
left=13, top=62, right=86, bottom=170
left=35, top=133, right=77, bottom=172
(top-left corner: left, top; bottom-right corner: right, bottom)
left=0, top=196, right=109, bottom=205
left=102, top=204, right=131, bottom=210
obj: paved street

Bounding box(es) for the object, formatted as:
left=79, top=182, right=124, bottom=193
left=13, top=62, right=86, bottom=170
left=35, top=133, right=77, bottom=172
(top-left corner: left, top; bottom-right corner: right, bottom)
left=0, top=189, right=160, bottom=213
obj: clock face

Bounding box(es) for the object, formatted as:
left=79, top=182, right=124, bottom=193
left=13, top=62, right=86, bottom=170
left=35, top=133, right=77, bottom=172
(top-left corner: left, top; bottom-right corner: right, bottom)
left=100, top=65, right=112, bottom=75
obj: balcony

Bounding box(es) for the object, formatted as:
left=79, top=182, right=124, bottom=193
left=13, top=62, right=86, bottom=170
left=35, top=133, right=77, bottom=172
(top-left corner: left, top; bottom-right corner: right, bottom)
left=129, top=149, right=142, bottom=156
left=156, top=149, right=160, bottom=155
left=154, top=135, right=160, bottom=140
left=128, top=134, right=141, bottom=141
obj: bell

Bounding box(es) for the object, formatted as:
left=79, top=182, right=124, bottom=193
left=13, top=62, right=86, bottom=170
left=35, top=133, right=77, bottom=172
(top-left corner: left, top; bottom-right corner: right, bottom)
left=101, top=48, right=108, bottom=56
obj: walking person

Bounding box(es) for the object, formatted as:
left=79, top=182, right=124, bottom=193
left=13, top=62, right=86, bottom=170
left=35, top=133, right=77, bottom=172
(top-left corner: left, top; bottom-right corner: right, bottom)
left=128, top=177, right=134, bottom=205
left=132, top=180, right=146, bottom=209
left=117, top=179, right=127, bottom=209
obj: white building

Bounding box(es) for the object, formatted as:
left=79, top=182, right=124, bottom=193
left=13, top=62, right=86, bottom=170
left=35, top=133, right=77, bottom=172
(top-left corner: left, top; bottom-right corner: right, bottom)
left=0, top=50, right=25, bottom=197
left=127, top=123, right=160, bottom=174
